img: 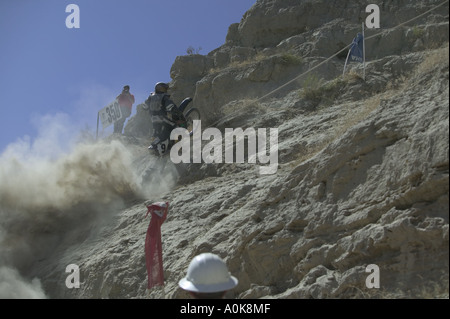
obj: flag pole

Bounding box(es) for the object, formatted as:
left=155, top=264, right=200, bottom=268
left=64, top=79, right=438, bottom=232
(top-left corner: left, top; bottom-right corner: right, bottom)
left=362, top=22, right=366, bottom=81
left=96, top=112, right=99, bottom=141
left=343, top=47, right=351, bottom=77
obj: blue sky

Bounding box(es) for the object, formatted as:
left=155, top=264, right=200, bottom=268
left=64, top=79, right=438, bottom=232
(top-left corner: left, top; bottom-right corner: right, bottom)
left=0, top=0, right=256, bottom=154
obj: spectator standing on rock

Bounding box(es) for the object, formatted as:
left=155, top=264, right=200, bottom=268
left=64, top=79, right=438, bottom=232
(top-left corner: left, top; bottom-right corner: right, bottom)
left=178, top=253, right=238, bottom=299
left=114, top=85, right=135, bottom=134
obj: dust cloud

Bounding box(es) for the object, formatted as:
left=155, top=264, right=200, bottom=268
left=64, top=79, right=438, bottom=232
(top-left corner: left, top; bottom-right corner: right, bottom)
left=0, top=133, right=151, bottom=298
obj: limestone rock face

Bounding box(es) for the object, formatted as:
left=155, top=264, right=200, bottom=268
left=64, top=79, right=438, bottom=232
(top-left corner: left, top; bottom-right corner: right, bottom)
left=129, top=0, right=446, bottom=129
left=2, top=0, right=448, bottom=300
left=228, top=0, right=447, bottom=48
left=40, top=44, right=448, bottom=299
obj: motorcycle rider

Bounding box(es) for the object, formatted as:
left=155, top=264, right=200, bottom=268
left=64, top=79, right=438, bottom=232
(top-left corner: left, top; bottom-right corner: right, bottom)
left=143, top=82, right=194, bottom=152
left=144, top=82, right=178, bottom=150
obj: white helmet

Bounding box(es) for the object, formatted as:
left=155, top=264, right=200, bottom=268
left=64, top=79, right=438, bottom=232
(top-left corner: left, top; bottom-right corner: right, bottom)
left=179, top=253, right=238, bottom=293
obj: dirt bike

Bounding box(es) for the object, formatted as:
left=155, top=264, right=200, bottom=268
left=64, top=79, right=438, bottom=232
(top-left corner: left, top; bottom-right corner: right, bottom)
left=148, top=97, right=201, bottom=157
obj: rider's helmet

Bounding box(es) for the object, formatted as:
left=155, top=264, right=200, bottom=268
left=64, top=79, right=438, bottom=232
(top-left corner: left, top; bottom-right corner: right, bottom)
left=178, top=253, right=238, bottom=293
left=123, top=85, right=130, bottom=91
left=155, top=82, right=169, bottom=94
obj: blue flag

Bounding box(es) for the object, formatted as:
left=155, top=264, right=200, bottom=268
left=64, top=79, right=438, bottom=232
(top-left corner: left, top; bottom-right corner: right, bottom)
left=349, top=32, right=364, bottom=63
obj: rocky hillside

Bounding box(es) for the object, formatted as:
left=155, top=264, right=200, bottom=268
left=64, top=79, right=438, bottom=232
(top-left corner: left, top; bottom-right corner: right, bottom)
left=1, top=0, right=448, bottom=299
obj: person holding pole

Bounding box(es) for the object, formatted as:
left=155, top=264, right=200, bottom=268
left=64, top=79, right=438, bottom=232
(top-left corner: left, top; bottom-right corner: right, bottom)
left=114, top=85, right=135, bottom=134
